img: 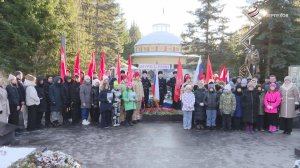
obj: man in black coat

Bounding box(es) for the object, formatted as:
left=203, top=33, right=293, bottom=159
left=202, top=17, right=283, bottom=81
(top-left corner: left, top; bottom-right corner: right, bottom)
left=35, top=76, right=47, bottom=128
left=62, top=76, right=73, bottom=125
left=71, top=75, right=81, bottom=124
left=167, top=71, right=180, bottom=109
left=158, top=71, right=167, bottom=107
left=141, top=70, right=151, bottom=109
left=15, top=71, right=25, bottom=106
left=44, top=75, right=53, bottom=127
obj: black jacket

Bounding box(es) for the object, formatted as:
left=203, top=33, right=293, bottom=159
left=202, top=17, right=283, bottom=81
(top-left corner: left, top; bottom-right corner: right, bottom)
left=159, top=78, right=167, bottom=95
left=204, top=91, right=219, bottom=110
left=142, top=77, right=151, bottom=95
left=91, top=86, right=100, bottom=108
left=99, top=89, right=113, bottom=112
left=62, top=76, right=72, bottom=106
left=17, top=79, right=25, bottom=103
left=242, top=90, right=260, bottom=123
left=71, top=82, right=81, bottom=104
left=6, top=84, right=20, bottom=107
left=35, top=77, right=47, bottom=112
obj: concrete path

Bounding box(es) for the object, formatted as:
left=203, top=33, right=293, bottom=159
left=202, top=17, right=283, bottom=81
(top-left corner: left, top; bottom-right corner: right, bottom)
left=13, top=122, right=300, bottom=168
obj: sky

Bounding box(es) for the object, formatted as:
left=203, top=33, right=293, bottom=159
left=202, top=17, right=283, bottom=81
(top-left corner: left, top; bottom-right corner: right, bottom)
left=117, top=0, right=251, bottom=37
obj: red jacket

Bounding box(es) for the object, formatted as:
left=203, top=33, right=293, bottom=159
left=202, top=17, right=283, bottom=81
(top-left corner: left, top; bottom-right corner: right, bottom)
left=264, top=91, right=281, bottom=113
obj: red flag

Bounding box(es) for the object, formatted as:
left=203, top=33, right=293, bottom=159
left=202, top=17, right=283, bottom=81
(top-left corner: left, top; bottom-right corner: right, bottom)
left=205, top=55, right=214, bottom=84
left=219, top=64, right=227, bottom=82
left=74, top=51, right=80, bottom=78
left=99, top=52, right=106, bottom=80
left=174, top=58, right=183, bottom=102
left=60, top=47, right=66, bottom=81
left=116, top=52, right=121, bottom=84
left=87, top=51, right=95, bottom=78
left=127, top=55, right=132, bottom=84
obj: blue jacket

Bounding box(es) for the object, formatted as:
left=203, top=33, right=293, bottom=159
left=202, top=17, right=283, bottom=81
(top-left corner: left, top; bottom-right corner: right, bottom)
left=233, top=92, right=243, bottom=118
left=49, top=76, right=63, bottom=112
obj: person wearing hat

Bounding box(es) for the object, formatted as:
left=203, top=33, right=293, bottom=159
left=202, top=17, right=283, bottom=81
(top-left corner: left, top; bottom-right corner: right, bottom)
left=80, top=75, right=92, bottom=126
left=181, top=85, right=195, bottom=130
left=158, top=71, right=167, bottom=107
left=132, top=71, right=144, bottom=123
left=235, top=76, right=242, bottom=87
left=193, top=81, right=207, bottom=129
left=242, top=81, right=260, bottom=133
left=233, top=84, right=243, bottom=130
left=24, top=74, right=40, bottom=131
left=167, top=71, right=180, bottom=109
left=219, top=84, right=236, bottom=131
left=181, top=74, right=193, bottom=95
left=264, top=83, right=281, bottom=133
left=141, top=70, right=151, bottom=109
left=122, top=82, right=137, bottom=126
left=0, top=75, right=10, bottom=123
left=204, top=83, right=219, bottom=130
left=49, top=76, right=63, bottom=127
left=279, top=76, right=300, bottom=135
left=70, top=75, right=81, bottom=125
left=6, top=74, right=21, bottom=127
left=91, top=79, right=100, bottom=125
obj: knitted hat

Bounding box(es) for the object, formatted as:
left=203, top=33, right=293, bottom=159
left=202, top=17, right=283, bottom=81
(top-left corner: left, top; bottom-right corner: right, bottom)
left=284, top=76, right=292, bottom=82
left=133, top=71, right=140, bottom=78
left=92, top=79, right=100, bottom=86
left=241, top=78, right=248, bottom=87
left=158, top=71, right=163, bottom=75
left=185, top=75, right=191, bottom=80
left=208, top=83, right=215, bottom=89
left=224, top=84, right=231, bottom=91
left=173, top=71, right=177, bottom=74
left=198, top=81, right=205, bottom=88
left=8, top=74, right=16, bottom=81
left=142, top=70, right=147, bottom=74
left=121, top=70, right=125, bottom=74
left=84, top=75, right=91, bottom=81
left=25, top=74, right=36, bottom=82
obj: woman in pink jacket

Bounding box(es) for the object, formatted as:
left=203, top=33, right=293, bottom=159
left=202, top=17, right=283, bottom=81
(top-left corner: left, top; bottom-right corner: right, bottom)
left=264, top=83, right=281, bottom=133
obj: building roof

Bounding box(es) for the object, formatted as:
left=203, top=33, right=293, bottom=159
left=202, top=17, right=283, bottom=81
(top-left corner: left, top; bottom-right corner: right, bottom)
left=135, top=31, right=182, bottom=46
left=132, top=52, right=184, bottom=57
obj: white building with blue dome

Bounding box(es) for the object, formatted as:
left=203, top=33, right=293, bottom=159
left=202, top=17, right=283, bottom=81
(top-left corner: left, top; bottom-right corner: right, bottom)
left=132, top=23, right=187, bottom=68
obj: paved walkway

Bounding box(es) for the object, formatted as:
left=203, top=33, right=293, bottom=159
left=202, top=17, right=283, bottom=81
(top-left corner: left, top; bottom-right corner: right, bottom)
left=13, top=122, right=300, bottom=168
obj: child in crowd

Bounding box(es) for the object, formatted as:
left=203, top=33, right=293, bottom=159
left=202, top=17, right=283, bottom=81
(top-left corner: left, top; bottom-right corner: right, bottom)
left=204, top=83, right=219, bottom=130
left=193, top=81, right=207, bottom=130
left=122, top=82, right=136, bottom=126
left=257, top=84, right=265, bottom=131
left=264, top=83, right=281, bottom=133
left=233, top=85, right=243, bottom=130
left=181, top=85, right=195, bottom=130
left=219, top=84, right=236, bottom=131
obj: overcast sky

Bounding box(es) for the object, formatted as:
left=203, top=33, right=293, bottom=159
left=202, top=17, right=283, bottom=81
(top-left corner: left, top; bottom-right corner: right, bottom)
left=117, top=0, right=250, bottom=37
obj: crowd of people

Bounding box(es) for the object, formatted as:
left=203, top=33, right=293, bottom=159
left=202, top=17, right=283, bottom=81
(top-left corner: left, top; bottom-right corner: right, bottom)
left=0, top=69, right=299, bottom=135
left=180, top=74, right=300, bottom=135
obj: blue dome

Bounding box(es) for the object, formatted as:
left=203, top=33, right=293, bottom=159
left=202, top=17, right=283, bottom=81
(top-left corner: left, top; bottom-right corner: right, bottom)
left=135, top=31, right=182, bottom=45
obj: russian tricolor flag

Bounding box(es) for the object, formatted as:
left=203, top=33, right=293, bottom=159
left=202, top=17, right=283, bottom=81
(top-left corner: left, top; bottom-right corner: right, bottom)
left=193, top=56, right=205, bottom=85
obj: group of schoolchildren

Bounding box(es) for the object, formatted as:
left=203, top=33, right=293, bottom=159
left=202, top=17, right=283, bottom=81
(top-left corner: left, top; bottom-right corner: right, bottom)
left=180, top=74, right=300, bottom=135
left=0, top=70, right=299, bottom=135
left=0, top=69, right=154, bottom=131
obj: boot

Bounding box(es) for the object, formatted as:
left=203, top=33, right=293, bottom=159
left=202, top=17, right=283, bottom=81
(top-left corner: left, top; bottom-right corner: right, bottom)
left=268, top=125, right=272, bottom=133
left=271, top=125, right=276, bottom=133
left=249, top=125, right=254, bottom=133
left=245, top=125, right=250, bottom=133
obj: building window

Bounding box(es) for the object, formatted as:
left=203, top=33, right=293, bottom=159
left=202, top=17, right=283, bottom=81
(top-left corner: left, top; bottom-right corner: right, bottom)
left=164, top=46, right=167, bottom=52
left=156, top=46, right=158, bottom=51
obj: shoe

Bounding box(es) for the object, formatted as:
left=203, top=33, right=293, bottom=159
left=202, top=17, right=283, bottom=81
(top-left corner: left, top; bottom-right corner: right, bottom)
left=132, top=120, right=137, bottom=124
left=82, top=120, right=88, bottom=125
left=268, top=125, right=272, bottom=133
left=128, top=122, right=134, bottom=126
left=86, top=120, right=90, bottom=125
left=271, top=126, right=277, bottom=133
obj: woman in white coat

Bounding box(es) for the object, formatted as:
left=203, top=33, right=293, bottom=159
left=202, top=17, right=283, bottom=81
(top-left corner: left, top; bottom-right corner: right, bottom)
left=280, top=76, right=300, bottom=135
left=0, top=75, right=10, bottom=123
